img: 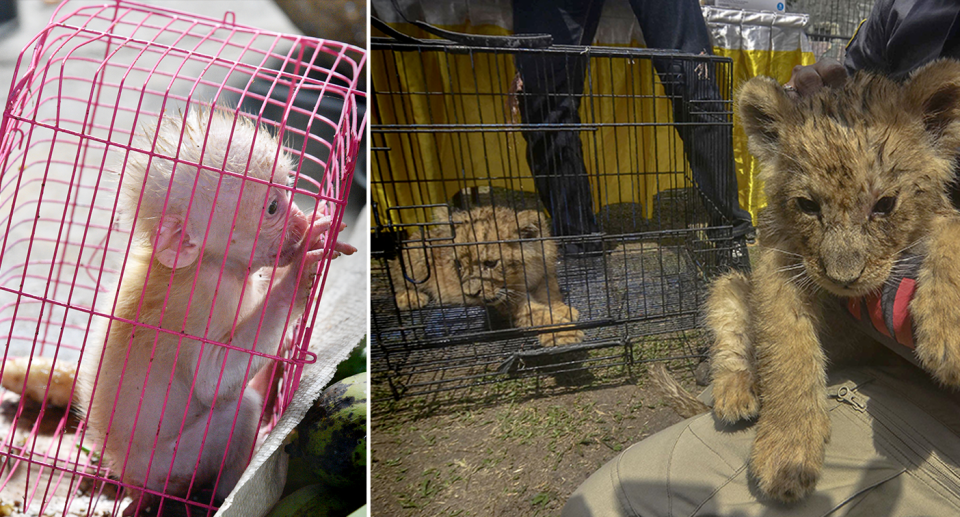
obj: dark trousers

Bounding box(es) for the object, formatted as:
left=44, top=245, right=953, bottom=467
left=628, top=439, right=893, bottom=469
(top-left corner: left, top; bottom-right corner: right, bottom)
left=513, top=0, right=754, bottom=241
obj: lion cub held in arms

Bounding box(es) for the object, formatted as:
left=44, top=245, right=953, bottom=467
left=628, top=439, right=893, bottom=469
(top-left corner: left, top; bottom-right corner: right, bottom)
left=389, top=205, right=583, bottom=347
left=708, top=59, right=960, bottom=503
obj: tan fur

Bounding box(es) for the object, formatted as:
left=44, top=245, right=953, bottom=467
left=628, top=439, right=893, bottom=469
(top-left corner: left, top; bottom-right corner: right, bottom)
left=708, top=59, right=960, bottom=503
left=647, top=364, right=709, bottom=418
left=388, top=205, right=582, bottom=347
left=706, top=270, right=759, bottom=423
left=76, top=107, right=353, bottom=514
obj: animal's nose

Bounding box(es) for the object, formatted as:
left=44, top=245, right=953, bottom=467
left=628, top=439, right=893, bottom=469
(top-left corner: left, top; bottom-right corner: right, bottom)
left=821, top=260, right=865, bottom=287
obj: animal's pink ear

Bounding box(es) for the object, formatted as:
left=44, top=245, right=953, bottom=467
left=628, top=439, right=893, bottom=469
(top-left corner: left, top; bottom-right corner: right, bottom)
left=154, top=217, right=199, bottom=269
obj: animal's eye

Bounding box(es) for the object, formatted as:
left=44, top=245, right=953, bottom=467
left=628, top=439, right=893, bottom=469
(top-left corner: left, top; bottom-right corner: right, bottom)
left=872, top=196, right=896, bottom=216
left=795, top=197, right=820, bottom=215
left=267, top=199, right=279, bottom=215
left=482, top=260, right=499, bottom=269
left=454, top=259, right=462, bottom=272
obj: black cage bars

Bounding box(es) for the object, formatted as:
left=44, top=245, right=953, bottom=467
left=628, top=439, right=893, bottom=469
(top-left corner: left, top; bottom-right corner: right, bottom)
left=370, top=35, right=738, bottom=399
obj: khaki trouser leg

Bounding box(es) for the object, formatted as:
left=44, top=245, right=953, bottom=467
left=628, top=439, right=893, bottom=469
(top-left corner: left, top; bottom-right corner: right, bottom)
left=563, top=363, right=960, bottom=517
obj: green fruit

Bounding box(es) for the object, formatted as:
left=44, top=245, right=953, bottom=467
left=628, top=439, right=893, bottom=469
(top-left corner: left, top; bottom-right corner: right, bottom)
left=287, top=373, right=367, bottom=489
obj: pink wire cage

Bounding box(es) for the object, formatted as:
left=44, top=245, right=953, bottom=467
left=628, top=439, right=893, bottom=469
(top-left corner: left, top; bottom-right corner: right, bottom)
left=0, top=1, right=365, bottom=516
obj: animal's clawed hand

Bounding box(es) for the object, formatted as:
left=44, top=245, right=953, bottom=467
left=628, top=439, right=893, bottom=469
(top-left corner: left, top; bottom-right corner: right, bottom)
left=304, top=214, right=357, bottom=264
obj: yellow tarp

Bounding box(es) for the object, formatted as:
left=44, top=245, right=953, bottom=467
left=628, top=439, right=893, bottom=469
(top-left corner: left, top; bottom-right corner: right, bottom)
left=704, top=6, right=816, bottom=219
left=373, top=10, right=815, bottom=225
left=373, top=24, right=697, bottom=224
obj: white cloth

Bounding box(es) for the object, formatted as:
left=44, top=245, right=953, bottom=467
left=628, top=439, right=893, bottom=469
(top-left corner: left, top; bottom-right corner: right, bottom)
left=216, top=207, right=369, bottom=517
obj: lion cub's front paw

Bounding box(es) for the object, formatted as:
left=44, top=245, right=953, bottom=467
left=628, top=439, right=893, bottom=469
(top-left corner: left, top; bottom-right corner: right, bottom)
left=540, top=304, right=582, bottom=347
left=539, top=328, right=584, bottom=347
left=750, top=418, right=828, bottom=503
left=712, top=370, right=759, bottom=423
left=395, top=290, right=429, bottom=310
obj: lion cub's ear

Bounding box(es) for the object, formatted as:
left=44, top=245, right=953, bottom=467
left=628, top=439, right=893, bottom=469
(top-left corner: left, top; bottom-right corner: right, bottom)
left=737, top=76, right=799, bottom=162
left=515, top=210, right=547, bottom=240
left=904, top=59, right=960, bottom=151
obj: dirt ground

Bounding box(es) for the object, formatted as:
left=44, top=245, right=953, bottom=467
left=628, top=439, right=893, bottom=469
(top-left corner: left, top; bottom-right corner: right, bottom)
left=370, top=363, right=702, bottom=516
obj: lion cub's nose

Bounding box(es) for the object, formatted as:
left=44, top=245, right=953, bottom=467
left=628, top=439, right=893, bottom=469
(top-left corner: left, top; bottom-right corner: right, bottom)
left=822, top=261, right=866, bottom=287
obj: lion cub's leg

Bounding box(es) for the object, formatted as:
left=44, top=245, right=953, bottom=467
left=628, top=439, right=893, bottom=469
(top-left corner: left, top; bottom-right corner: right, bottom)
left=388, top=253, right=431, bottom=310
left=913, top=213, right=960, bottom=386
left=394, top=287, right=430, bottom=310
left=749, top=249, right=830, bottom=503
left=706, top=270, right=759, bottom=422
left=513, top=295, right=584, bottom=347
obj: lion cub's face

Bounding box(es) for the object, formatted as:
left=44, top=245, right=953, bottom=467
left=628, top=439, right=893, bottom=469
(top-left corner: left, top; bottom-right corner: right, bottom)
left=739, top=60, right=960, bottom=297
left=447, top=206, right=552, bottom=305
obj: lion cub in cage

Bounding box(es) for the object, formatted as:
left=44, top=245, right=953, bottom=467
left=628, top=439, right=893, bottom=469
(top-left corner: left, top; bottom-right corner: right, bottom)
left=707, top=59, right=960, bottom=503
left=388, top=205, right=583, bottom=347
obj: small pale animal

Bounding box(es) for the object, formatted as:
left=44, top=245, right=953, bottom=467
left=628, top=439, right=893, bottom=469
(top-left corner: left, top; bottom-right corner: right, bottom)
left=76, top=106, right=355, bottom=515
left=389, top=205, right=583, bottom=347
left=707, top=59, right=960, bottom=503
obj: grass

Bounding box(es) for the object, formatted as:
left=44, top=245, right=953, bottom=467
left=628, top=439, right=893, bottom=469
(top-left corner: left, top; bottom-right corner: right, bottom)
left=372, top=338, right=706, bottom=515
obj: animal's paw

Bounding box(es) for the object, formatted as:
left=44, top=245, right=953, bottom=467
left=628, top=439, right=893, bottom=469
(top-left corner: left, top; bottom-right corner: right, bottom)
left=712, top=369, right=759, bottom=423
left=750, top=417, right=827, bottom=503
left=395, top=290, right=429, bottom=310
left=305, top=216, right=357, bottom=263
left=539, top=328, right=584, bottom=347
left=531, top=303, right=583, bottom=346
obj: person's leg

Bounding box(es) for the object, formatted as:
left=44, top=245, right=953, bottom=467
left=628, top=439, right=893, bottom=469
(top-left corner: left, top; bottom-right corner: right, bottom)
left=563, top=357, right=960, bottom=516
left=627, top=0, right=754, bottom=246
left=513, top=0, right=604, bottom=252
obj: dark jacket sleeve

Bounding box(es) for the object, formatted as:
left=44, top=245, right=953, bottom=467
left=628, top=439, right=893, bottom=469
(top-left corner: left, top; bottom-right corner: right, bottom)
left=844, top=0, right=960, bottom=80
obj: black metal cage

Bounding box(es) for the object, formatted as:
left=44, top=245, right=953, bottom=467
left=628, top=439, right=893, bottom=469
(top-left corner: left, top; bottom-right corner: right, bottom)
left=795, top=0, right=877, bottom=61
left=371, top=29, right=741, bottom=399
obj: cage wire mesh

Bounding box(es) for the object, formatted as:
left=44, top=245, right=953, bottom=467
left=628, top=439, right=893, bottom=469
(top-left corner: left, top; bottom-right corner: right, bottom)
left=792, top=0, right=877, bottom=61
left=371, top=29, right=738, bottom=400
left=0, top=1, right=365, bottom=515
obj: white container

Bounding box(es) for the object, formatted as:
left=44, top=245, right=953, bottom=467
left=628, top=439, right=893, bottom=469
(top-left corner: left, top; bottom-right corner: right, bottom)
left=715, top=0, right=786, bottom=13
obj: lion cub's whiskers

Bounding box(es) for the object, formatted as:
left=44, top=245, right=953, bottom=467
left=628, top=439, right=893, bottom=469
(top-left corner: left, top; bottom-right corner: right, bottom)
left=777, top=263, right=805, bottom=275
left=766, top=246, right=804, bottom=259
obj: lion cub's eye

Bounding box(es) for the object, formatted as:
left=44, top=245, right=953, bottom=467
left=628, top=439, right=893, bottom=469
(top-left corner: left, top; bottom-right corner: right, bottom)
left=454, top=259, right=463, bottom=273
left=872, top=196, right=897, bottom=216
left=795, top=197, right=820, bottom=215
left=482, top=259, right=499, bottom=269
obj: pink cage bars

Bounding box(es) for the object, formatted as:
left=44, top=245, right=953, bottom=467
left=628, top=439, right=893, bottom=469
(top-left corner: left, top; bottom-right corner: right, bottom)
left=0, top=1, right=365, bottom=516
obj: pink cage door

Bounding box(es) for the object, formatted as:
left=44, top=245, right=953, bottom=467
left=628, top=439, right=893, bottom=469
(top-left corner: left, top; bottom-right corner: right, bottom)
left=0, top=1, right=365, bottom=516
